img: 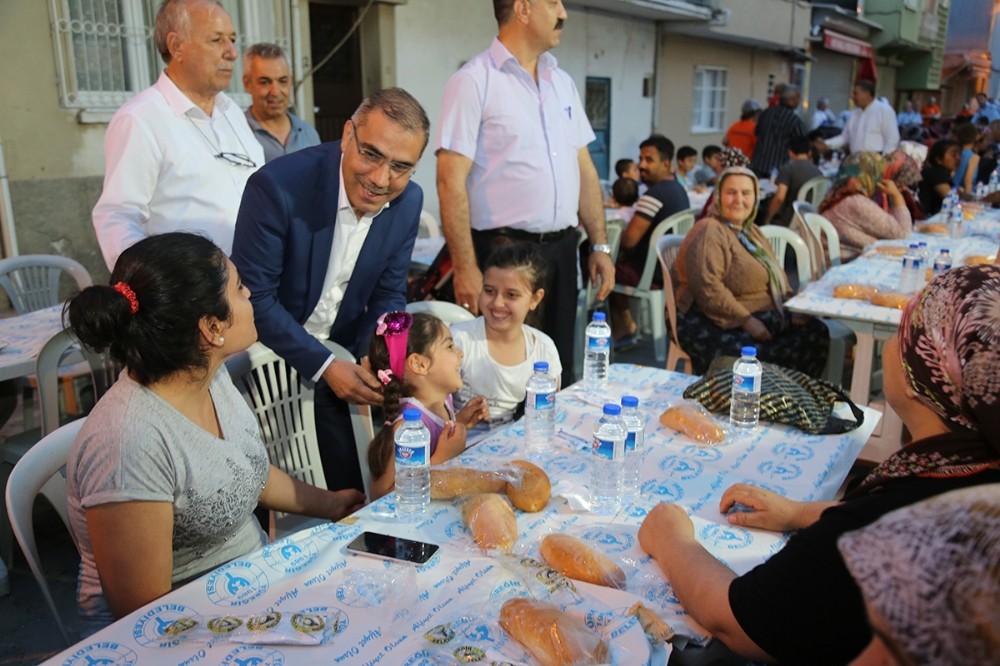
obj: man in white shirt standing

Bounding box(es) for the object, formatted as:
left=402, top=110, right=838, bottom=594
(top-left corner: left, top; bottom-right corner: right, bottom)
left=92, top=0, right=263, bottom=270
left=822, top=79, right=899, bottom=156
left=436, top=0, right=615, bottom=386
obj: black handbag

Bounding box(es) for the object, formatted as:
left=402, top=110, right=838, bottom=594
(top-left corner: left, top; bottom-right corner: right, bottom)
left=682, top=358, right=865, bottom=435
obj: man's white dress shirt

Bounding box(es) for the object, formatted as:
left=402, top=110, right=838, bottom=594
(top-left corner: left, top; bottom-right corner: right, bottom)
left=825, top=100, right=900, bottom=155
left=92, top=71, right=264, bottom=269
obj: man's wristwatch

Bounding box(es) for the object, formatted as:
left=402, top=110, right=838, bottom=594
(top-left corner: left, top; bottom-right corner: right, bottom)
left=591, top=243, right=612, bottom=254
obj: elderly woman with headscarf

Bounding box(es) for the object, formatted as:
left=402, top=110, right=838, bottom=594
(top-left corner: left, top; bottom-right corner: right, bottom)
left=818, top=151, right=912, bottom=261
left=880, top=146, right=925, bottom=220
left=639, top=265, right=1000, bottom=666
left=673, top=166, right=829, bottom=376
left=838, top=484, right=1000, bottom=666
left=696, top=146, right=753, bottom=221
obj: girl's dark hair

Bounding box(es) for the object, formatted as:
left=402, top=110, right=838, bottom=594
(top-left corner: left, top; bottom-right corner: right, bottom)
left=927, top=139, right=959, bottom=167
left=366, top=312, right=445, bottom=480
left=483, top=242, right=548, bottom=293
left=65, top=232, right=231, bottom=385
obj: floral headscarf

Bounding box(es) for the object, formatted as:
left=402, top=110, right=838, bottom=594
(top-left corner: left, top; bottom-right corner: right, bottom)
left=849, top=266, right=1000, bottom=495
left=883, top=148, right=921, bottom=189
left=898, top=265, right=1000, bottom=448
left=719, top=146, right=751, bottom=169
left=710, top=167, right=789, bottom=310
left=819, top=151, right=885, bottom=214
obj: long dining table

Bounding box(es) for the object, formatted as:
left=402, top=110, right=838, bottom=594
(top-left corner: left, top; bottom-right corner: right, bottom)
left=785, top=214, right=998, bottom=462
left=45, top=364, right=878, bottom=666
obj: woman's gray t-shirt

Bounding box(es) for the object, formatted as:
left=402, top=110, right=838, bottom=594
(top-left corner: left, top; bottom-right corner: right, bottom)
left=67, top=366, right=269, bottom=627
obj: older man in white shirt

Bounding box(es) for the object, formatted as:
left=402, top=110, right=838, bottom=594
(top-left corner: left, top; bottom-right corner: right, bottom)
left=823, top=80, right=899, bottom=156
left=92, top=0, right=262, bottom=270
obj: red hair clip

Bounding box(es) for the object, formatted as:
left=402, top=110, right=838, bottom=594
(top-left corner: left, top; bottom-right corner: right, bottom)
left=113, top=282, right=139, bottom=314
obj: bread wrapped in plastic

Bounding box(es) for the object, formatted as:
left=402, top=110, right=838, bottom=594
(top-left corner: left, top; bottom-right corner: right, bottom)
left=461, top=493, right=517, bottom=551
left=505, top=460, right=551, bottom=512
left=539, top=534, right=625, bottom=589
left=869, top=291, right=911, bottom=309
left=626, top=603, right=675, bottom=645
left=660, top=404, right=725, bottom=445
left=964, top=254, right=996, bottom=266
left=430, top=467, right=508, bottom=499
left=873, top=245, right=907, bottom=256
left=915, top=223, right=948, bottom=234
left=833, top=283, right=877, bottom=300
left=499, top=598, right=608, bottom=666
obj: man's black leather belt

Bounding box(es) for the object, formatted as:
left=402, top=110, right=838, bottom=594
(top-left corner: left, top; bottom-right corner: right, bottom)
left=472, top=226, right=576, bottom=244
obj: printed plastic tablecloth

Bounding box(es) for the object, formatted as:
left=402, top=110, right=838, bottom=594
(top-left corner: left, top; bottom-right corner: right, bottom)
left=0, top=305, right=66, bottom=381
left=47, top=365, right=877, bottom=666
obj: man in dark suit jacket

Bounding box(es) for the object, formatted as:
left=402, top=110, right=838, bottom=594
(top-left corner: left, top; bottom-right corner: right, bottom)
left=232, top=88, right=429, bottom=492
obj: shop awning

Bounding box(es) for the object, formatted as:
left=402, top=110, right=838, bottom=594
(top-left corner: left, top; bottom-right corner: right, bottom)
left=822, top=29, right=874, bottom=59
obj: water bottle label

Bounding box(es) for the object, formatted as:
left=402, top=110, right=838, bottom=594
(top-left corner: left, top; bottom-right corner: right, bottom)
left=625, top=431, right=636, bottom=453
left=587, top=335, right=610, bottom=352
left=395, top=444, right=427, bottom=467
left=592, top=437, right=623, bottom=461
left=732, top=372, right=760, bottom=393
left=533, top=391, right=555, bottom=410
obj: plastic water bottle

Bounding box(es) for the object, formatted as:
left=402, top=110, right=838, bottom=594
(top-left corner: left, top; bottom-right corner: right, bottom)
left=583, top=312, right=611, bottom=392
left=990, top=168, right=999, bottom=193
left=524, top=361, right=557, bottom=454
left=975, top=181, right=986, bottom=201
left=932, top=248, right=952, bottom=278
left=591, top=403, right=626, bottom=514
left=730, top=347, right=762, bottom=431
left=898, top=245, right=921, bottom=294
left=620, top=395, right=644, bottom=502
left=395, top=408, right=430, bottom=519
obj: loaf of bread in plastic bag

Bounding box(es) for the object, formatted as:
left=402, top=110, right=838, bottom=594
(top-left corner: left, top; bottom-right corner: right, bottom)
left=539, top=534, right=625, bottom=589
left=499, top=598, right=608, bottom=666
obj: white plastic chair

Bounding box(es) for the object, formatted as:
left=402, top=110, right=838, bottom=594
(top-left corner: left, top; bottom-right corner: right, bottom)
left=573, top=220, right=624, bottom=378
left=791, top=201, right=826, bottom=282
left=796, top=176, right=832, bottom=208
left=321, top=340, right=375, bottom=501
left=406, top=300, right=475, bottom=325
left=612, top=208, right=696, bottom=362
left=759, top=225, right=812, bottom=290
left=1, top=329, right=117, bottom=568
left=803, top=212, right=842, bottom=269
left=655, top=234, right=694, bottom=374
left=758, top=226, right=855, bottom=387
left=418, top=210, right=442, bottom=239
left=5, top=417, right=85, bottom=646
left=0, top=255, right=92, bottom=315
left=225, top=343, right=328, bottom=537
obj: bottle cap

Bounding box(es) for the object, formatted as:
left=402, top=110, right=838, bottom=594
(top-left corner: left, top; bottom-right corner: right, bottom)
left=741, top=346, right=757, bottom=357
left=533, top=361, right=549, bottom=373
left=621, top=395, right=639, bottom=408
left=592, top=312, right=607, bottom=321
left=602, top=403, right=621, bottom=415
left=403, top=408, right=421, bottom=421
left=942, top=248, right=950, bottom=253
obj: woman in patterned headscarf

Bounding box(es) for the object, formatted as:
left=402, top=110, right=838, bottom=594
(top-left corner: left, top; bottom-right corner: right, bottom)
left=672, top=166, right=829, bottom=376
left=818, top=151, right=912, bottom=261
left=697, top=147, right=752, bottom=219
left=880, top=146, right=925, bottom=220
left=638, top=265, right=1000, bottom=666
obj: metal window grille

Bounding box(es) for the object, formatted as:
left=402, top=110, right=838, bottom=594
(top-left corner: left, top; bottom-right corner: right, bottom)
left=691, top=66, right=728, bottom=133
left=49, top=0, right=290, bottom=112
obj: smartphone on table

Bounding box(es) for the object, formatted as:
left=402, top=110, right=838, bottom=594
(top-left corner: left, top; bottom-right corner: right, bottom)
left=344, top=531, right=439, bottom=565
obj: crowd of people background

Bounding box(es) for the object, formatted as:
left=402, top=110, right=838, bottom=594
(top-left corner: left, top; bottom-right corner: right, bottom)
left=36, top=1, right=1000, bottom=664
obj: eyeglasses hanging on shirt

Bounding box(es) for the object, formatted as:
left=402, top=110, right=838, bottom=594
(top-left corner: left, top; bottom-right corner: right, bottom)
left=187, top=114, right=258, bottom=169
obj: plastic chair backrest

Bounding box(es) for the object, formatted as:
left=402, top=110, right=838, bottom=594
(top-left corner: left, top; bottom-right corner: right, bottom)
left=637, top=208, right=696, bottom=291
left=225, top=343, right=327, bottom=495
left=803, top=212, right=842, bottom=268
left=0, top=255, right=92, bottom=315
left=796, top=176, right=831, bottom=207
left=655, top=234, right=693, bottom=374
left=759, top=225, right=811, bottom=289
left=406, top=300, right=475, bottom=325
left=418, top=210, right=442, bottom=238
left=320, top=340, right=374, bottom=499
left=35, top=329, right=119, bottom=437
left=5, top=417, right=85, bottom=645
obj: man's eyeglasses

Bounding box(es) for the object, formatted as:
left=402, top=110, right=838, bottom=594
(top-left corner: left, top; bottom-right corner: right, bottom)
left=349, top=120, right=415, bottom=179
left=215, top=152, right=257, bottom=168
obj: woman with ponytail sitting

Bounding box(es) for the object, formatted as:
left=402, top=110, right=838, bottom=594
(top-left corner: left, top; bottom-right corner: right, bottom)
left=65, top=232, right=365, bottom=632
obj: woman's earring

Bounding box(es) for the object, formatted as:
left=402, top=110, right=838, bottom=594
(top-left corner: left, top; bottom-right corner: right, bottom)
left=217, top=336, right=225, bottom=346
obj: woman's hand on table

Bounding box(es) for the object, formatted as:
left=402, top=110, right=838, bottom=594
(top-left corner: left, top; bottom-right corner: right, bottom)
left=741, top=316, right=772, bottom=342
left=456, top=396, right=490, bottom=428
left=639, top=503, right=695, bottom=556
left=720, top=483, right=805, bottom=532
left=327, top=488, right=367, bottom=521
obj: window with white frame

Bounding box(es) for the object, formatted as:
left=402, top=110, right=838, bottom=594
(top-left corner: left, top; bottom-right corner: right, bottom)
left=48, top=0, right=289, bottom=117
left=691, top=66, right=728, bottom=133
